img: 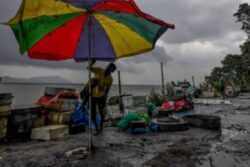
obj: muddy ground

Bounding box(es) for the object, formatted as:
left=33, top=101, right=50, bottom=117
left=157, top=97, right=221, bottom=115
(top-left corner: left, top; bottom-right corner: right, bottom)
left=0, top=97, right=250, bottom=167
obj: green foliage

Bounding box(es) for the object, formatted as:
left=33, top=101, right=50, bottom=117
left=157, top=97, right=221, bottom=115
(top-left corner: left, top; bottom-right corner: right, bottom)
left=206, top=4, right=250, bottom=89
left=234, top=3, right=250, bottom=37
left=148, top=88, right=166, bottom=106
left=234, top=3, right=250, bottom=60
left=221, top=54, right=242, bottom=72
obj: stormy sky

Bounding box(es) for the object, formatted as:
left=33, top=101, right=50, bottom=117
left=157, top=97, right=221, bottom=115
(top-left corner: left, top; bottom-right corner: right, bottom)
left=0, top=0, right=249, bottom=84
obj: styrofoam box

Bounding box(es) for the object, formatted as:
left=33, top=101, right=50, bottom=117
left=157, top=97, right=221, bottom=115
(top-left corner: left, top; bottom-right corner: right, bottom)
left=31, top=125, right=69, bottom=140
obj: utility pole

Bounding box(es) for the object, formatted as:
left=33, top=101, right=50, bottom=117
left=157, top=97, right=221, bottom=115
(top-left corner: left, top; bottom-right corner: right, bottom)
left=192, top=75, right=195, bottom=88
left=161, top=62, right=165, bottom=95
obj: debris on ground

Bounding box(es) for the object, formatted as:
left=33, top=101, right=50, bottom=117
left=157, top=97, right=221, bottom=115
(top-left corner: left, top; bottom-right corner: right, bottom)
left=0, top=97, right=250, bottom=167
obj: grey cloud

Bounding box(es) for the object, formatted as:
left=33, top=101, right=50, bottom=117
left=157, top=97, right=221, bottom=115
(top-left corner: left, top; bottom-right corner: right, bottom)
left=0, top=0, right=246, bottom=84
left=113, top=45, right=173, bottom=74
left=136, top=0, right=242, bottom=44
left=118, top=45, right=172, bottom=64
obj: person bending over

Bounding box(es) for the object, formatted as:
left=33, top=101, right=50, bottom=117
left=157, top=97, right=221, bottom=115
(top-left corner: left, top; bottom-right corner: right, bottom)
left=81, top=61, right=116, bottom=135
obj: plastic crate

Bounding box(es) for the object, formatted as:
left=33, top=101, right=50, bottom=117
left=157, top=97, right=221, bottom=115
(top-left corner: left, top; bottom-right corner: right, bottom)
left=0, top=93, right=12, bottom=101
left=8, top=105, right=44, bottom=138
left=44, top=87, right=76, bottom=96
left=0, top=117, right=7, bottom=140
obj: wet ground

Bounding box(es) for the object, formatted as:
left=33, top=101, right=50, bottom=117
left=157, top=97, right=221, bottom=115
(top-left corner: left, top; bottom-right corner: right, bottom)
left=0, top=97, right=250, bottom=167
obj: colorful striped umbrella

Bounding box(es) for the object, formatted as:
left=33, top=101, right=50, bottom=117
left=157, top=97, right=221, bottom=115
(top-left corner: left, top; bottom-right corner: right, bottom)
left=5, top=0, right=174, bottom=152
left=5, top=0, right=174, bottom=62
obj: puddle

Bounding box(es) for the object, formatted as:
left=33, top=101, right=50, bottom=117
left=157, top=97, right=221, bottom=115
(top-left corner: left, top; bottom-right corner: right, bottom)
left=210, top=129, right=239, bottom=152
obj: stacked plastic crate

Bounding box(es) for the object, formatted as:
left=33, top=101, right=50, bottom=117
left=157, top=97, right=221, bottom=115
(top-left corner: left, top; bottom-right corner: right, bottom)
left=31, top=87, right=80, bottom=140
left=44, top=88, right=78, bottom=125
left=0, top=93, right=12, bottom=140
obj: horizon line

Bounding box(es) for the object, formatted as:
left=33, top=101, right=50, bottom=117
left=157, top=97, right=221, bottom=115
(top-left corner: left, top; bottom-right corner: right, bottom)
left=0, top=82, right=162, bottom=86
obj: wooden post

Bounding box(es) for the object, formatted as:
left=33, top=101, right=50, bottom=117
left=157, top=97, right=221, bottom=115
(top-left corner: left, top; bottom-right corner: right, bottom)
left=161, top=62, right=165, bottom=95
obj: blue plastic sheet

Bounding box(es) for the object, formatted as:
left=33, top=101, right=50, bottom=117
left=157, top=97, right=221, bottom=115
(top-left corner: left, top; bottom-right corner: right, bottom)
left=81, top=105, right=101, bottom=130
left=72, top=102, right=85, bottom=125
left=72, top=102, right=101, bottom=130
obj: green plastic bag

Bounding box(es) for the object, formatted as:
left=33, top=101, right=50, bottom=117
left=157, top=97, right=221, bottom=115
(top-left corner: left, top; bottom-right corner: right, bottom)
left=138, top=113, right=150, bottom=121
left=147, top=102, right=156, bottom=113
left=118, top=113, right=140, bottom=131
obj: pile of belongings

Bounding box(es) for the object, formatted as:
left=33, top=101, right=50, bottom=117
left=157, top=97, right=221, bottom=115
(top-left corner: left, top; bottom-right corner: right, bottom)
left=72, top=103, right=101, bottom=131
left=35, top=87, right=82, bottom=134
left=36, top=88, right=78, bottom=122
left=118, top=113, right=152, bottom=134
left=36, top=86, right=104, bottom=136
left=160, top=96, right=194, bottom=113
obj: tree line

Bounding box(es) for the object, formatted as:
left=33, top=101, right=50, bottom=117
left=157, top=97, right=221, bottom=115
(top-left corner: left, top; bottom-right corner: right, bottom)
left=205, top=3, right=250, bottom=91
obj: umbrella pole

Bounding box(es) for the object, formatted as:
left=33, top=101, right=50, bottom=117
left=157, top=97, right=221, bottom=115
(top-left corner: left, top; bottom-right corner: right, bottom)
left=118, top=71, right=124, bottom=115
left=88, top=16, right=92, bottom=153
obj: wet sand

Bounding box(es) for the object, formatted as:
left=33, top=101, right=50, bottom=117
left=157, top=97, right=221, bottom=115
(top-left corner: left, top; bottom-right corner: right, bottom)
left=0, top=97, right=250, bottom=167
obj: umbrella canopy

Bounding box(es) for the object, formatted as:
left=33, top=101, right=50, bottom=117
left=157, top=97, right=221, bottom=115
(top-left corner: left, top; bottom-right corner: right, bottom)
left=4, top=0, right=175, bottom=152
left=6, top=0, right=174, bottom=62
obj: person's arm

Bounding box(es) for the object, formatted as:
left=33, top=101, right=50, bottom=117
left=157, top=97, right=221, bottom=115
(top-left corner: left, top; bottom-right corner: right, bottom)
left=104, top=77, right=113, bottom=99
left=105, top=87, right=111, bottom=98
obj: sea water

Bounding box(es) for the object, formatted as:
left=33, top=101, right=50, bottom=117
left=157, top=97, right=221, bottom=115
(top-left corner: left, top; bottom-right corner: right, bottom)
left=0, top=83, right=161, bottom=107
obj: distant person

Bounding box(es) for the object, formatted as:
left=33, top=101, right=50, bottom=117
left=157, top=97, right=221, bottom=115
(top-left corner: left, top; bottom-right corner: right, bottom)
left=219, top=73, right=226, bottom=99
left=81, top=60, right=116, bottom=135
left=166, top=82, right=174, bottom=98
